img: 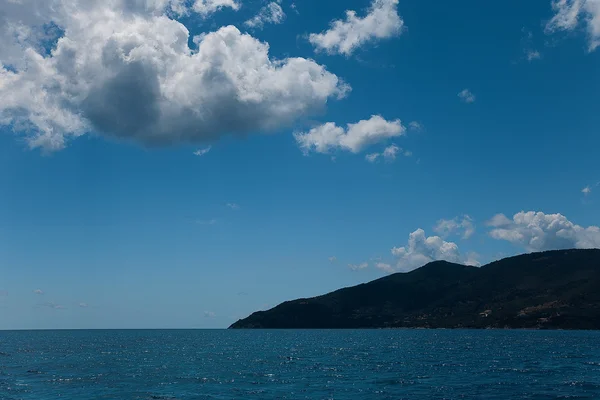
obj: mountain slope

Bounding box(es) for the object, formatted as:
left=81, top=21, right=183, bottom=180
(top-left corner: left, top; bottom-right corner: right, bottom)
left=229, top=249, right=600, bottom=329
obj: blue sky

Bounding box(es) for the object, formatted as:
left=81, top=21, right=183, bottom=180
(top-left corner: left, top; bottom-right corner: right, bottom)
left=0, top=0, right=599, bottom=329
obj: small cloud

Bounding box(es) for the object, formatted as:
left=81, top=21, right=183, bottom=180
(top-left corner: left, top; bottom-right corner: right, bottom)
left=237, top=291, right=249, bottom=296
left=526, top=49, right=541, bottom=61
left=197, top=219, right=217, bottom=225
left=382, top=144, right=400, bottom=162
left=434, top=215, right=475, bottom=240
left=581, top=182, right=599, bottom=196
left=193, top=146, right=212, bottom=157
left=348, top=262, right=368, bottom=271
left=465, top=252, right=481, bottom=267
left=458, top=89, right=476, bottom=103
left=245, top=1, right=286, bottom=29
left=391, top=228, right=470, bottom=272
left=365, top=153, right=380, bottom=163
left=33, top=289, right=44, bottom=295
left=408, top=121, right=423, bottom=132
left=486, top=213, right=512, bottom=227
left=521, top=29, right=541, bottom=62
left=365, top=144, right=409, bottom=163
left=375, top=262, right=395, bottom=274
left=328, top=256, right=337, bottom=263
left=226, top=203, right=240, bottom=210
left=294, top=115, right=405, bottom=156
left=0, top=290, right=8, bottom=297
left=79, top=302, right=88, bottom=308
left=204, top=311, right=216, bottom=318
left=308, top=0, right=404, bottom=56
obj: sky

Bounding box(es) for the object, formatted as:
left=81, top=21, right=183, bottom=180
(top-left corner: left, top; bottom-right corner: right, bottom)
left=0, top=0, right=599, bottom=329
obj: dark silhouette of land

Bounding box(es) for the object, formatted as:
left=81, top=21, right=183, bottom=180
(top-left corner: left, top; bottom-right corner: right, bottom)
left=229, top=249, right=600, bottom=329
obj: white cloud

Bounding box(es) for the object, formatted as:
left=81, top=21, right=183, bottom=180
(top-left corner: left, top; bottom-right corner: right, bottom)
left=487, top=213, right=513, bottom=227
left=365, top=153, right=380, bottom=163
left=465, top=252, right=481, bottom=267
left=79, top=302, right=88, bottom=308
left=226, top=202, right=240, bottom=210
left=0, top=0, right=348, bottom=151
left=192, top=0, right=240, bottom=16
left=375, top=262, right=395, bottom=274
left=328, top=256, right=337, bottom=263
left=582, top=182, right=599, bottom=195
left=308, top=0, right=404, bottom=56
left=33, top=289, right=44, bottom=295
left=521, top=29, right=542, bottom=62
left=348, top=262, right=368, bottom=271
left=193, top=146, right=211, bottom=156
left=546, top=0, right=600, bottom=51
left=487, top=211, right=600, bottom=251
left=365, top=143, right=409, bottom=163
left=434, top=215, right=475, bottom=239
left=458, top=89, right=476, bottom=103
left=408, top=121, right=423, bottom=131
left=526, top=49, right=542, bottom=61
left=382, top=144, right=400, bottom=161
left=391, top=229, right=476, bottom=272
left=204, top=311, right=216, bottom=318
left=295, top=115, right=405, bottom=155
left=245, top=1, right=285, bottom=29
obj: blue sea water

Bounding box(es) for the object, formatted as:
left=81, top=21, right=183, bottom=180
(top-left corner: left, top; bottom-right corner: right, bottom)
left=1, top=330, right=600, bottom=399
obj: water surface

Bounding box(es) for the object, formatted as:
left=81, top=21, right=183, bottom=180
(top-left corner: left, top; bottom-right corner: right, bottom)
left=1, top=329, right=599, bottom=399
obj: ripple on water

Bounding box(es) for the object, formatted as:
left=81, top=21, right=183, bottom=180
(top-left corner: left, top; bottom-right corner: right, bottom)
left=0, top=330, right=599, bottom=399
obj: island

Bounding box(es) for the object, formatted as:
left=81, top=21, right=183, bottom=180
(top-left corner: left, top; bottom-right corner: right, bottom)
left=229, top=249, right=600, bottom=330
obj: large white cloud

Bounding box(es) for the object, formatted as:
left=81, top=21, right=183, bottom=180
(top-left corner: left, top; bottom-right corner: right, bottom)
left=0, top=0, right=348, bottom=150
left=308, top=0, right=404, bottom=56
left=546, top=0, right=600, bottom=51
left=390, top=229, right=478, bottom=272
left=294, top=115, right=404, bottom=155
left=487, top=211, right=600, bottom=251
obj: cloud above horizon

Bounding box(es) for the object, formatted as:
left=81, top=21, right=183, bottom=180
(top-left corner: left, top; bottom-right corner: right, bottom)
left=458, top=89, right=476, bottom=103
left=245, top=0, right=286, bottom=29
left=294, top=115, right=405, bottom=155
left=391, top=228, right=479, bottom=272
left=192, top=0, right=240, bottom=16
left=193, top=147, right=212, bottom=157
left=546, top=0, right=600, bottom=51
left=0, top=0, right=348, bottom=151
left=365, top=144, right=412, bottom=163
left=348, top=262, right=369, bottom=271
left=308, top=0, right=404, bottom=56
left=487, top=211, right=600, bottom=251
left=434, top=215, right=476, bottom=239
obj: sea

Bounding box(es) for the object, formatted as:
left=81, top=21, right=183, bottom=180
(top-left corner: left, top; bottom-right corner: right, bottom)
left=1, top=329, right=599, bottom=399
